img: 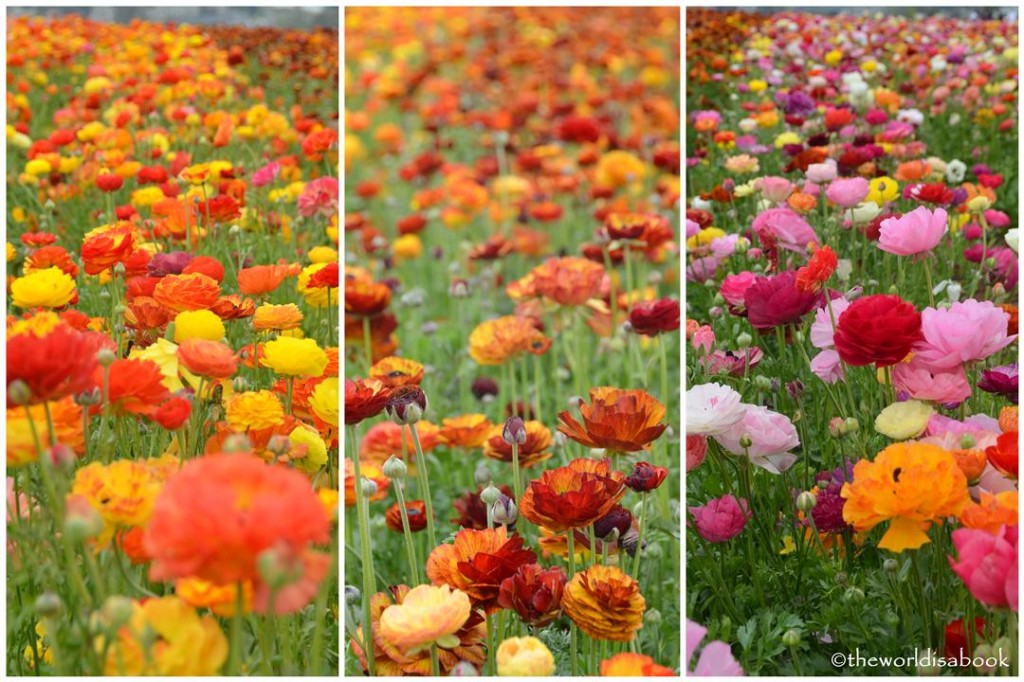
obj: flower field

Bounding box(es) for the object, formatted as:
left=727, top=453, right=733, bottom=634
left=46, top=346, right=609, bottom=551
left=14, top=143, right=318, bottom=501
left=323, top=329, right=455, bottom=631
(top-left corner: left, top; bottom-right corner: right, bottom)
left=344, top=7, right=681, bottom=676
left=6, top=14, right=339, bottom=676
left=686, top=8, right=1018, bottom=677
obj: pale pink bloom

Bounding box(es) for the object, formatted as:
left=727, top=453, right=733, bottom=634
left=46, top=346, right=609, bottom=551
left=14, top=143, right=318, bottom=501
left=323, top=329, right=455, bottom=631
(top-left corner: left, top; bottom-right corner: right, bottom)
left=810, top=350, right=845, bottom=384
left=949, top=525, right=1018, bottom=610
left=687, top=255, right=720, bottom=283
left=806, top=161, right=837, bottom=184
left=252, top=161, right=281, bottom=187
left=713, top=405, right=799, bottom=473
left=892, top=359, right=971, bottom=404
left=755, top=176, right=794, bottom=204
left=692, top=325, right=715, bottom=354
left=914, top=300, right=1017, bottom=370
left=751, top=208, right=818, bottom=253
left=720, top=271, right=757, bottom=308
left=296, top=177, right=339, bottom=218
left=710, top=234, right=739, bottom=258
left=686, top=218, right=701, bottom=238
left=809, top=298, right=851, bottom=349
left=686, top=383, right=745, bottom=436
left=877, top=206, right=948, bottom=256
left=923, top=413, right=1000, bottom=441
left=825, top=177, right=870, bottom=208
left=688, top=620, right=745, bottom=676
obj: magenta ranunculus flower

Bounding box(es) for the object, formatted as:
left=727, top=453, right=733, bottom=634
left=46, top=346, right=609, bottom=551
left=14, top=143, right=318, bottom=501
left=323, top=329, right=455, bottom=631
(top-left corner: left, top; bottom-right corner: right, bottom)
left=877, top=206, right=948, bottom=256
left=689, top=494, right=750, bottom=543
left=825, top=177, right=870, bottom=208
left=914, top=299, right=1017, bottom=370
left=744, top=270, right=822, bottom=330
left=978, top=364, right=1019, bottom=404
left=751, top=207, right=817, bottom=253
left=713, top=404, right=800, bottom=473
left=948, top=525, right=1018, bottom=610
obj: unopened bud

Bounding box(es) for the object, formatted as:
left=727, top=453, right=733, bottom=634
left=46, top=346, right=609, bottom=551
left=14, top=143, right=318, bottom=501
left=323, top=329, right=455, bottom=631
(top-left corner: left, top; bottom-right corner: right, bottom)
left=101, top=595, right=134, bottom=630
left=96, top=349, right=116, bottom=367
left=361, top=478, right=378, bottom=497
left=449, top=661, right=479, bottom=676
left=35, top=592, right=63, bottom=618
left=782, top=629, right=801, bottom=647
left=266, top=435, right=291, bottom=457
left=8, top=379, right=32, bottom=406
left=383, top=455, right=408, bottom=479
left=502, top=416, right=527, bottom=445
left=796, top=491, right=817, bottom=512
left=736, top=332, right=753, bottom=348
left=473, top=462, right=491, bottom=487
left=480, top=484, right=502, bottom=506
left=491, top=495, right=518, bottom=526
left=222, top=433, right=252, bottom=453
left=883, top=558, right=899, bottom=573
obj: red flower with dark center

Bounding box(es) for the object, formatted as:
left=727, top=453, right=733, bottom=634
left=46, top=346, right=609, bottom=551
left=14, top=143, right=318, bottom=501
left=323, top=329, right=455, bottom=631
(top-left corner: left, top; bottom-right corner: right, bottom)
left=497, top=563, right=567, bottom=626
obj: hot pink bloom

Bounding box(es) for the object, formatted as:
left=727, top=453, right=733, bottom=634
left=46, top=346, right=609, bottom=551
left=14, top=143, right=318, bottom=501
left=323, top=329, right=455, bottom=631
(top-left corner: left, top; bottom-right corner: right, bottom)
left=689, top=494, right=750, bottom=543
left=686, top=435, right=708, bottom=472
left=825, top=177, right=870, bottom=208
left=720, top=271, right=757, bottom=309
left=687, top=620, right=745, bottom=676
left=914, top=300, right=1016, bottom=371
left=252, top=161, right=281, bottom=187
left=713, top=405, right=799, bottom=473
left=877, top=206, right=948, bottom=256
left=751, top=208, right=818, bottom=253
left=949, top=525, right=1018, bottom=610
left=297, top=177, right=339, bottom=218
left=892, top=358, right=971, bottom=404
left=744, top=270, right=822, bottom=330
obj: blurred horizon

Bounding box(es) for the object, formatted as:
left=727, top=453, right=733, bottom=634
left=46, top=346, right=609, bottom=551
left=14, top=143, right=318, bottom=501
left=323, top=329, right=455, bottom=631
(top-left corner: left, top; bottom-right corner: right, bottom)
left=8, top=6, right=339, bottom=29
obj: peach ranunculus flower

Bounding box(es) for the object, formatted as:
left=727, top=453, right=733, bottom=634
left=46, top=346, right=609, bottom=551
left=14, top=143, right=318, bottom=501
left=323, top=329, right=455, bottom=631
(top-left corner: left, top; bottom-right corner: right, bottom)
left=378, top=584, right=472, bottom=655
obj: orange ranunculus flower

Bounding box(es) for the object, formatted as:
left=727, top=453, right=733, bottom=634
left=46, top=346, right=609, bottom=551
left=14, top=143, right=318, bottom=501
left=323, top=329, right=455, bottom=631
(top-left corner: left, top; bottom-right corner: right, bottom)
left=152, top=273, right=221, bottom=312
left=998, top=304, right=1018, bottom=337
left=176, top=577, right=254, bottom=617
left=369, top=356, right=424, bottom=388
left=509, top=256, right=605, bottom=307
left=841, top=443, right=970, bottom=552
left=125, top=296, right=172, bottom=333
left=426, top=526, right=536, bottom=613
left=26, top=245, right=79, bottom=278
left=145, top=453, right=330, bottom=614
left=359, top=421, right=441, bottom=468
left=998, top=406, right=1018, bottom=434
left=80, top=224, right=135, bottom=275
left=519, top=457, right=626, bottom=532
left=351, top=585, right=486, bottom=676
left=959, top=491, right=1018, bottom=534
left=467, top=315, right=550, bottom=366
left=600, top=652, right=674, bottom=676
left=7, top=396, right=84, bottom=466
left=177, top=339, right=238, bottom=379
left=345, top=274, right=391, bottom=316
left=482, top=420, right=553, bottom=468
left=237, top=264, right=297, bottom=296
left=562, top=564, right=645, bottom=642
left=344, top=458, right=389, bottom=505
left=439, top=414, right=494, bottom=449
left=210, top=294, right=257, bottom=320
left=344, top=378, right=390, bottom=425
left=253, top=303, right=303, bottom=331
left=385, top=500, right=428, bottom=533
left=950, top=448, right=988, bottom=485
left=100, top=359, right=172, bottom=417
left=557, top=387, right=667, bottom=454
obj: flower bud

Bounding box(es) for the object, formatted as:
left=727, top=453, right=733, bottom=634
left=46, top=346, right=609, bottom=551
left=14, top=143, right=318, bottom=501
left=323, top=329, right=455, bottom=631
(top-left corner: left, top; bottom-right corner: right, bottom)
left=222, top=433, right=253, bottom=453
left=842, top=586, right=864, bottom=603
left=383, top=455, right=408, bottom=480
left=266, top=435, right=291, bottom=457
left=45, top=443, right=77, bottom=473
left=449, top=661, right=480, bottom=676
left=96, top=348, right=116, bottom=367
left=916, top=648, right=942, bottom=676
left=473, top=462, right=492, bottom=487
left=753, top=375, right=772, bottom=391
left=782, top=629, right=801, bottom=647
left=736, top=332, right=753, bottom=348
left=8, top=379, right=32, bottom=406
left=502, top=416, right=527, bottom=445
left=840, top=417, right=859, bottom=434
left=449, top=279, right=470, bottom=298
left=738, top=434, right=753, bottom=449
left=386, top=386, right=427, bottom=425
left=64, top=495, right=104, bottom=542
left=361, top=478, right=378, bottom=497
left=644, top=609, right=662, bottom=626
left=796, top=491, right=817, bottom=512
left=491, top=495, right=518, bottom=526
left=35, top=592, right=63, bottom=618
left=480, top=484, right=502, bottom=506
left=101, top=595, right=134, bottom=630
left=344, top=585, right=361, bottom=605
left=883, top=558, right=899, bottom=573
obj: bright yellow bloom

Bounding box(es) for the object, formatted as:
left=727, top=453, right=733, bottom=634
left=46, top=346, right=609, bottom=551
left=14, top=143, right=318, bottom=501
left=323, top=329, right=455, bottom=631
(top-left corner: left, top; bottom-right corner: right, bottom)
left=288, top=424, right=328, bottom=474
left=309, top=378, right=339, bottom=427
left=173, top=309, right=225, bottom=342
left=261, top=336, right=328, bottom=377
left=866, top=176, right=899, bottom=205
left=11, top=267, right=76, bottom=309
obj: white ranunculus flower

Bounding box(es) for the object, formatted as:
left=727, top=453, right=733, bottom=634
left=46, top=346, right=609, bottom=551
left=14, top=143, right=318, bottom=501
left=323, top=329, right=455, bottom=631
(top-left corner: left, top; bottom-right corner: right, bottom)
left=1005, top=228, right=1018, bottom=253
left=686, top=383, right=745, bottom=437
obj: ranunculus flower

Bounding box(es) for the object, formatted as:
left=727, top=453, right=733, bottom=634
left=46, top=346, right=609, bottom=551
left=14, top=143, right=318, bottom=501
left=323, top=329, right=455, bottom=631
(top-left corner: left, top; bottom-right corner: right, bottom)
left=743, top=271, right=822, bottom=330
left=948, top=525, right=1018, bottom=610
left=874, top=399, right=936, bottom=440
left=914, top=300, right=1016, bottom=371
left=496, top=636, right=555, bottom=676
left=809, top=298, right=851, bottom=349
left=720, top=271, right=757, bottom=310
left=892, top=360, right=971, bottom=405
left=825, top=177, right=870, bottom=208
left=713, top=405, right=800, bottom=473
left=833, top=294, right=922, bottom=367
left=687, top=619, right=745, bottom=676
left=877, top=206, right=948, bottom=255
left=686, top=434, right=708, bottom=472
left=689, top=494, right=750, bottom=543
left=978, top=364, right=1019, bottom=404
left=686, top=383, right=745, bottom=436
left=751, top=208, right=817, bottom=252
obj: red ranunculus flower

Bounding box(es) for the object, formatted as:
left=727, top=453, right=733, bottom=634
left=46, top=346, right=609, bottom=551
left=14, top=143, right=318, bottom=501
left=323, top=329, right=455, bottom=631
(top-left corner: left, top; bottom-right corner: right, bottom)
left=628, top=298, right=680, bottom=336
left=743, top=270, right=821, bottom=330
left=833, top=294, right=922, bottom=367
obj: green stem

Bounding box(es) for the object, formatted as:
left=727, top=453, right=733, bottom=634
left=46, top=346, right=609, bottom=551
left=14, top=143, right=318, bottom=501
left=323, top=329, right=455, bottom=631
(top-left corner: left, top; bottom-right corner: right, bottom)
left=348, top=426, right=377, bottom=676
left=409, top=425, right=437, bottom=550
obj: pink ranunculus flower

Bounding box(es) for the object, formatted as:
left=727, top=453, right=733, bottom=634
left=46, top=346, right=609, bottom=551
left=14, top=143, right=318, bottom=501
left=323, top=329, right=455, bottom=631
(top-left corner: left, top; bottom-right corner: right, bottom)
left=751, top=208, right=818, bottom=253
left=692, top=325, right=715, bottom=354
left=810, top=349, right=845, bottom=384
left=806, top=160, right=837, bottom=184
left=809, top=298, right=851, bottom=349
left=687, top=255, right=721, bottom=283
left=755, top=176, right=794, bottom=204
left=914, top=300, right=1017, bottom=370
left=713, top=405, right=800, bottom=473
left=720, top=271, right=757, bottom=309
left=686, top=218, right=701, bottom=238
left=877, top=206, right=948, bottom=256
left=948, top=525, right=1018, bottom=610
left=686, top=383, right=745, bottom=436
left=825, top=177, right=870, bottom=208
left=892, top=358, right=971, bottom=404
left=252, top=160, right=281, bottom=187
left=710, top=234, right=740, bottom=258
left=687, top=620, right=745, bottom=676
left=689, top=494, right=751, bottom=543
left=296, top=176, right=339, bottom=218
left=686, top=435, right=708, bottom=472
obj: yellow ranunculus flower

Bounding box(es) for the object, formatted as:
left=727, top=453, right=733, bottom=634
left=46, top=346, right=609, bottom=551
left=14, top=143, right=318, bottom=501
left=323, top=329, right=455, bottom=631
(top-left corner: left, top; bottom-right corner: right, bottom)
left=173, top=310, right=225, bottom=343
left=866, top=176, right=899, bottom=205
left=309, top=378, right=339, bottom=427
left=261, top=336, right=328, bottom=378
left=288, top=425, right=328, bottom=474
left=874, top=400, right=935, bottom=440
left=11, top=267, right=76, bottom=309
left=496, top=636, right=555, bottom=676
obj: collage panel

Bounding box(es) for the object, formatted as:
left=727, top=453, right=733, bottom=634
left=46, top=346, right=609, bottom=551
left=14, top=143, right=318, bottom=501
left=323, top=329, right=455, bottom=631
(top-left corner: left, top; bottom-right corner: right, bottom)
left=343, top=6, right=682, bottom=677
left=6, top=6, right=340, bottom=677
left=685, top=6, right=1019, bottom=677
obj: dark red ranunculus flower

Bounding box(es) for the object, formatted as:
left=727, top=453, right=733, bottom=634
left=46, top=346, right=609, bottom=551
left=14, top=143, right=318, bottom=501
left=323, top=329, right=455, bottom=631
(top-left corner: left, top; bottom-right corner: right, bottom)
left=743, top=270, right=822, bottom=330
left=628, top=298, right=680, bottom=336
left=593, top=505, right=633, bottom=539
left=624, top=461, right=668, bottom=492
left=452, top=485, right=513, bottom=530
left=832, top=294, right=922, bottom=367
left=497, top=563, right=567, bottom=626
